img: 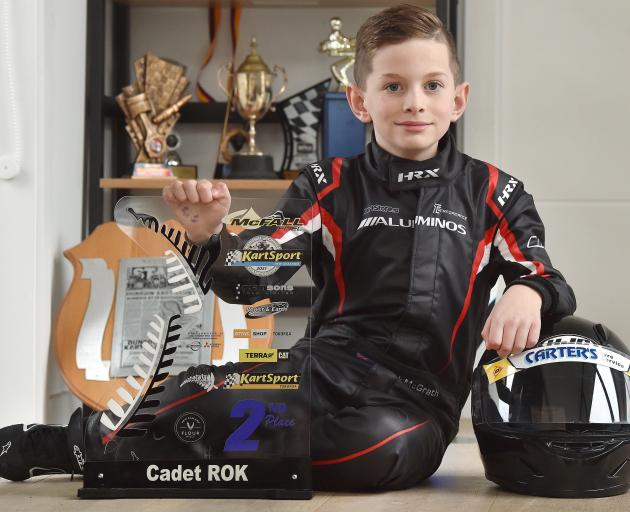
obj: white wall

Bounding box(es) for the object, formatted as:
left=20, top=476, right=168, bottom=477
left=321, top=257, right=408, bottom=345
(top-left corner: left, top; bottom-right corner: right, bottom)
left=464, top=0, right=630, bottom=340
left=0, top=0, right=85, bottom=425
left=461, top=0, right=630, bottom=417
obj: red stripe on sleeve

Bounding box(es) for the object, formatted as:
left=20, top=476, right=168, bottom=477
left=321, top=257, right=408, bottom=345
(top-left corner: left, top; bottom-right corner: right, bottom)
left=272, top=202, right=321, bottom=240
left=485, top=163, right=503, bottom=219
left=317, top=157, right=343, bottom=201
left=319, top=206, right=346, bottom=315
left=498, top=218, right=545, bottom=275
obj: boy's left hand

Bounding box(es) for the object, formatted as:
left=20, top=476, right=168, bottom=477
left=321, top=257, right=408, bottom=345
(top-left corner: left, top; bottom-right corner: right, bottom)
left=481, top=284, right=543, bottom=358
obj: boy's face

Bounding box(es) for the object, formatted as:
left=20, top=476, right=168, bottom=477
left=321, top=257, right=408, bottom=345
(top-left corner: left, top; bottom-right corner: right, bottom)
left=347, top=38, right=469, bottom=161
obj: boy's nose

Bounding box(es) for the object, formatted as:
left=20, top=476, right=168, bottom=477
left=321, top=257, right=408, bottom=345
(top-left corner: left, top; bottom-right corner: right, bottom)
left=403, top=90, right=426, bottom=113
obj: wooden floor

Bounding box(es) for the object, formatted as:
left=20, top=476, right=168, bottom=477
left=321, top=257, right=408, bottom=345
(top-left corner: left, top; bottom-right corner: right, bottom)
left=2, top=420, right=629, bottom=512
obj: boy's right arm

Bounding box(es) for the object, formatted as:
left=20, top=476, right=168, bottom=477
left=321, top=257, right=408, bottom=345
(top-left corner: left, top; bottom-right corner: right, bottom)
left=162, top=179, right=230, bottom=244
left=162, top=174, right=321, bottom=304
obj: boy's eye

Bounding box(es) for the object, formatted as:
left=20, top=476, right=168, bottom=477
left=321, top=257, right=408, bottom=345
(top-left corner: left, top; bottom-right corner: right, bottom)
left=426, top=81, right=443, bottom=91
left=385, top=83, right=401, bottom=92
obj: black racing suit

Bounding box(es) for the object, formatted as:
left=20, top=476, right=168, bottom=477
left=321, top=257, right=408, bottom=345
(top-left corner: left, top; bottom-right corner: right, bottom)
left=85, top=131, right=576, bottom=490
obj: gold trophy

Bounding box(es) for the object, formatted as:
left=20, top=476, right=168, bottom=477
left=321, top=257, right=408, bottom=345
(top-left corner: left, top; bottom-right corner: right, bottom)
left=117, top=53, right=194, bottom=178
left=218, top=37, right=287, bottom=178
left=319, top=17, right=356, bottom=91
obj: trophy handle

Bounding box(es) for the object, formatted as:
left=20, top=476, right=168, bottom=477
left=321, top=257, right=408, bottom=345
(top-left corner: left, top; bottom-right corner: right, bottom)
left=269, top=65, right=288, bottom=112
left=217, top=63, right=233, bottom=98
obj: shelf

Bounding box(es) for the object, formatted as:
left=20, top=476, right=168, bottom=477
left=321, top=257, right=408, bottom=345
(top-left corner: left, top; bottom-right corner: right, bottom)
left=103, top=96, right=282, bottom=124
left=113, top=0, right=434, bottom=8
left=100, top=178, right=292, bottom=190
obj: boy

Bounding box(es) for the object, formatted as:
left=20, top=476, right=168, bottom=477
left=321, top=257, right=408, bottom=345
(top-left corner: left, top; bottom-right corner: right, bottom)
left=0, top=4, right=575, bottom=491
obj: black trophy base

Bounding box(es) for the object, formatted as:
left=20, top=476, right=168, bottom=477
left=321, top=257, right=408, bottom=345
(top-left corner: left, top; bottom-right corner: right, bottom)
left=78, top=457, right=312, bottom=500
left=230, top=154, right=276, bottom=179
left=78, top=487, right=312, bottom=500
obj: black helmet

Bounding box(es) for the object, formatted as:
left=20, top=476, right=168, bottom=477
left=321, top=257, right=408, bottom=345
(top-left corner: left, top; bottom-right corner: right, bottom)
left=472, top=316, right=630, bottom=497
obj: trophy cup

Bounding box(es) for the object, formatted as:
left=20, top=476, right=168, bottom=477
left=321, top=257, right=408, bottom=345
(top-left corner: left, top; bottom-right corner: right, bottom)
left=218, top=37, right=287, bottom=179
left=318, top=18, right=365, bottom=159
left=318, top=17, right=356, bottom=91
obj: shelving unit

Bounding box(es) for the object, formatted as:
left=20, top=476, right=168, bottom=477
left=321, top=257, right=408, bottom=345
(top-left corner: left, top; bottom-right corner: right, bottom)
left=83, top=0, right=458, bottom=237
left=100, top=178, right=291, bottom=190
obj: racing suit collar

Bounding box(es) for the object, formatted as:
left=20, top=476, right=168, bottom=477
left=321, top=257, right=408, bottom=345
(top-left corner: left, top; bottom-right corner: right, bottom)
left=365, top=130, right=459, bottom=191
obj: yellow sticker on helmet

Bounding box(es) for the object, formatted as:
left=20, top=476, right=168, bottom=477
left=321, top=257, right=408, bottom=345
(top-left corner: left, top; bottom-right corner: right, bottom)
left=483, top=359, right=518, bottom=384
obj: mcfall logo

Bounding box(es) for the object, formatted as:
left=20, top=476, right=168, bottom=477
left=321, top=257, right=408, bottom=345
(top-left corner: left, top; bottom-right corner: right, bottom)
left=225, top=208, right=304, bottom=231
left=245, top=301, right=290, bottom=318
left=358, top=215, right=466, bottom=235
left=397, top=168, right=439, bottom=182
left=174, top=412, right=206, bottom=443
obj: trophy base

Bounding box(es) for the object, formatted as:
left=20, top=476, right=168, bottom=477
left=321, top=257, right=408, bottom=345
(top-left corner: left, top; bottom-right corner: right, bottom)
left=230, top=154, right=277, bottom=179
left=78, top=458, right=312, bottom=500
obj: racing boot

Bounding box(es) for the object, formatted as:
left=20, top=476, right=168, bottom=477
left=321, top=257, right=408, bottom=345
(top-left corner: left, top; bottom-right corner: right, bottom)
left=0, top=407, right=85, bottom=481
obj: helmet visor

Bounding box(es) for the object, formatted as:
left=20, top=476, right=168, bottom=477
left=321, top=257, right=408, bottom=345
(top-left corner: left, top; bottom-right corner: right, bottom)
left=477, top=337, right=630, bottom=425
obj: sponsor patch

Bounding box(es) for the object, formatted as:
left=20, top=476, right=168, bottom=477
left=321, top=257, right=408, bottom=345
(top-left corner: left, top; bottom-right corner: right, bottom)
left=174, top=412, right=206, bottom=443
left=225, top=236, right=302, bottom=277
left=358, top=215, right=466, bottom=235
left=73, top=445, right=85, bottom=471
left=222, top=372, right=300, bottom=390
left=180, top=368, right=216, bottom=391
left=397, top=168, right=439, bottom=182
left=239, top=348, right=278, bottom=362
left=497, top=177, right=519, bottom=207
left=245, top=301, right=289, bottom=318
left=483, top=337, right=630, bottom=383
left=225, top=208, right=304, bottom=231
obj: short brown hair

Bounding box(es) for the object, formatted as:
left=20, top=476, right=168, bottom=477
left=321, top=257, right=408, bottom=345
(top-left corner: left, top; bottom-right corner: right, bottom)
left=353, top=3, right=461, bottom=89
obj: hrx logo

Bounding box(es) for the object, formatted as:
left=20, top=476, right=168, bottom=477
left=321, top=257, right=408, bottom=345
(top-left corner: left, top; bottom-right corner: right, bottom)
left=497, top=178, right=519, bottom=206
left=310, top=163, right=327, bottom=184
left=397, top=168, right=439, bottom=182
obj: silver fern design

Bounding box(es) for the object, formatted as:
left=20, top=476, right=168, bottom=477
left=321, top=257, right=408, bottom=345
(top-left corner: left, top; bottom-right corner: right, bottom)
left=74, top=445, right=85, bottom=471
left=126, top=207, right=216, bottom=295
left=99, top=314, right=181, bottom=437
left=165, top=250, right=202, bottom=315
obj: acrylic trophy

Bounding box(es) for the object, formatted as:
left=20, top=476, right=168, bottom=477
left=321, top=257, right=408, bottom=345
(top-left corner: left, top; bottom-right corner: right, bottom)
left=78, top=194, right=313, bottom=499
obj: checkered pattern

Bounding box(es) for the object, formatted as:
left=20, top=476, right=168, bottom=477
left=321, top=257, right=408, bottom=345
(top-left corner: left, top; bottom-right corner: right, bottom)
left=224, top=250, right=242, bottom=266
left=223, top=373, right=241, bottom=389
left=278, top=79, right=330, bottom=140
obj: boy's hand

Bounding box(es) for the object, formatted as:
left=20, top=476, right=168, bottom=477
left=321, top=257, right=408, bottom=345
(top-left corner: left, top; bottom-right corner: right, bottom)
left=162, top=179, right=231, bottom=244
left=481, top=284, right=543, bottom=358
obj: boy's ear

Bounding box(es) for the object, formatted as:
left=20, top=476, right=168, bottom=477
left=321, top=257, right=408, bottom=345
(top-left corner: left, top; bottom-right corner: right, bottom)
left=450, top=81, right=470, bottom=122
left=346, top=83, right=372, bottom=124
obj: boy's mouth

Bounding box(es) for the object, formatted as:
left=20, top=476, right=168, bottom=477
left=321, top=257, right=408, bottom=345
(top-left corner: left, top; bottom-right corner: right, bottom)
left=396, top=121, right=431, bottom=126
left=396, top=121, right=432, bottom=132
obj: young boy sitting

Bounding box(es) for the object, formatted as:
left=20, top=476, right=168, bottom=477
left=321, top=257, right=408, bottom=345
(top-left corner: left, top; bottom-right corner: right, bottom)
left=0, top=3, right=575, bottom=491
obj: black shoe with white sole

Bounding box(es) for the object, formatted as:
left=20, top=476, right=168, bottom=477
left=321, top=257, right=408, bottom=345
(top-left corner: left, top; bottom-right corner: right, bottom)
left=0, top=407, right=85, bottom=481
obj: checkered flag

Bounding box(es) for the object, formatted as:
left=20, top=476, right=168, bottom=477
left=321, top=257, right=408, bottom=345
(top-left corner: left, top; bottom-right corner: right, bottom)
left=278, top=79, right=331, bottom=170
left=223, top=372, right=241, bottom=389
left=224, top=250, right=242, bottom=266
